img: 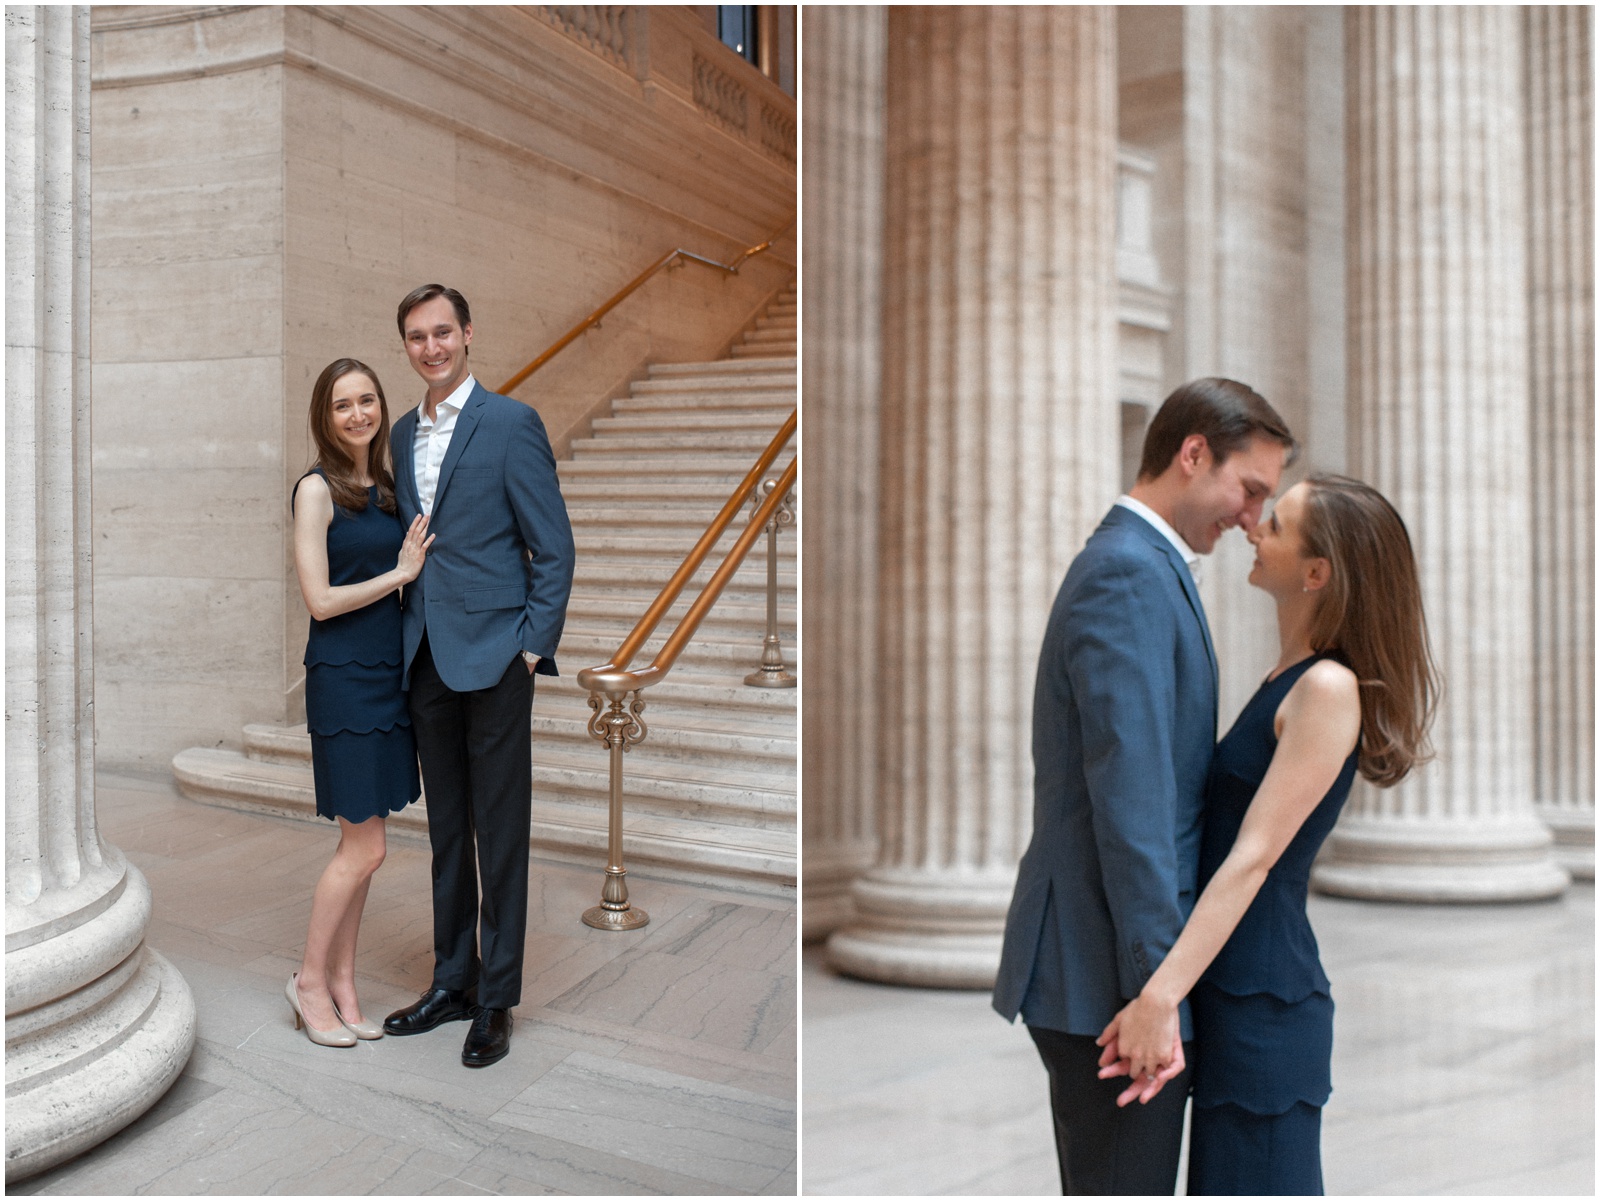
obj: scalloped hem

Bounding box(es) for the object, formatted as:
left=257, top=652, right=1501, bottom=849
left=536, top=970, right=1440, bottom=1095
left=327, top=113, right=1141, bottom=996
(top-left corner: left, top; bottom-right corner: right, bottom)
left=1199, top=977, right=1331, bottom=1005
left=306, top=715, right=413, bottom=738
left=315, top=792, right=421, bottom=824
left=302, top=655, right=403, bottom=669
left=1192, top=1090, right=1332, bottom=1116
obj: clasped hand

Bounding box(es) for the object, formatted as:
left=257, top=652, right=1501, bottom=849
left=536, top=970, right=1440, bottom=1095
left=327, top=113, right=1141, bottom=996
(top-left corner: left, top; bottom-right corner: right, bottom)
left=1095, top=993, right=1184, bottom=1107
left=397, top=515, right=435, bottom=582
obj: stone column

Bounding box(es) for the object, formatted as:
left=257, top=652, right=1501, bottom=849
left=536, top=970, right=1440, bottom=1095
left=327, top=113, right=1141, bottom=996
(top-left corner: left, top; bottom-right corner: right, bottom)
left=800, top=6, right=886, bottom=943
left=1525, top=6, right=1594, bottom=880
left=5, top=6, right=196, bottom=1182
left=1312, top=6, right=1569, bottom=902
left=827, top=6, right=1120, bottom=986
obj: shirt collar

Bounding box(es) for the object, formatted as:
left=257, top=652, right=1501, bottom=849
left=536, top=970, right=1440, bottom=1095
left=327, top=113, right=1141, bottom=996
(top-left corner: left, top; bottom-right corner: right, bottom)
left=1116, top=494, right=1202, bottom=579
left=419, top=373, right=476, bottom=427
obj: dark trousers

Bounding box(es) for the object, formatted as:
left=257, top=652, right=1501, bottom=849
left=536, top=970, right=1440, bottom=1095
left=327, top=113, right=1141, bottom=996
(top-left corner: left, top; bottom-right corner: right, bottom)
left=1028, top=1024, right=1191, bottom=1196
left=408, top=635, right=534, bottom=1010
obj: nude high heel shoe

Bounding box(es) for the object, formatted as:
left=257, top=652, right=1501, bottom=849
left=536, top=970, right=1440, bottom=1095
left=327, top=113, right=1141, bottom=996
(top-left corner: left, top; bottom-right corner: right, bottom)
left=334, top=1002, right=384, bottom=1040
left=286, top=974, right=356, bottom=1047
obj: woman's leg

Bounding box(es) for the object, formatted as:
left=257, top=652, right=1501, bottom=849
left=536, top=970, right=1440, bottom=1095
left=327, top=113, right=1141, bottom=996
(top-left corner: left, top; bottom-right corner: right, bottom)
left=298, top=816, right=387, bottom=1029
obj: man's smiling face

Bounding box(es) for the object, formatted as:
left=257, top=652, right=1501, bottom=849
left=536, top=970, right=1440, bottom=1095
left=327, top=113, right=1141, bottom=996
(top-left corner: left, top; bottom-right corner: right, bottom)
left=403, top=294, right=473, bottom=395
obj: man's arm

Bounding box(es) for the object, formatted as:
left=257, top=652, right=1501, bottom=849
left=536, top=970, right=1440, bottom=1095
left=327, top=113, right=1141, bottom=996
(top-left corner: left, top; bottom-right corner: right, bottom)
left=505, top=403, right=575, bottom=673
left=1061, top=550, right=1188, bottom=1001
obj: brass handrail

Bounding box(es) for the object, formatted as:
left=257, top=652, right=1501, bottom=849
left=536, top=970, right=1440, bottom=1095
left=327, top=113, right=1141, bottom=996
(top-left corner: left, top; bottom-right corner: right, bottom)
left=575, top=410, right=798, bottom=931
left=498, top=216, right=795, bottom=395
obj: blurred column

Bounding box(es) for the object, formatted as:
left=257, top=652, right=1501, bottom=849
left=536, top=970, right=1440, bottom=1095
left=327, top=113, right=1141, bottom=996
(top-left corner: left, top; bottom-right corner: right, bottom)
left=5, top=5, right=196, bottom=1182
left=800, top=5, right=886, bottom=943
left=828, top=5, right=1120, bottom=986
left=1525, top=5, right=1594, bottom=880
left=1313, top=6, right=1568, bottom=902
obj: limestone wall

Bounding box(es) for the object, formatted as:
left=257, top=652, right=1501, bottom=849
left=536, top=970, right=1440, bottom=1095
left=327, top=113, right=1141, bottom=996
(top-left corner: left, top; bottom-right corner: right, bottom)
left=88, top=6, right=796, bottom=772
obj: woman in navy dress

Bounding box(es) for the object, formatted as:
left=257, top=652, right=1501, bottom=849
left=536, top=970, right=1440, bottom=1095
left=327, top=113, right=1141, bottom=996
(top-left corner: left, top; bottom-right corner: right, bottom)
left=285, top=358, right=432, bottom=1048
left=1096, top=475, right=1439, bottom=1194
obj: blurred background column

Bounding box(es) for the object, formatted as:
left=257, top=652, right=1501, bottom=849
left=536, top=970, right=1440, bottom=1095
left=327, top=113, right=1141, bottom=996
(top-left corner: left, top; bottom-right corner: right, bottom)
left=800, top=5, right=886, bottom=943
left=5, top=5, right=195, bottom=1182
left=1313, top=5, right=1569, bottom=902
left=1525, top=5, right=1594, bottom=881
left=828, top=5, right=1120, bottom=986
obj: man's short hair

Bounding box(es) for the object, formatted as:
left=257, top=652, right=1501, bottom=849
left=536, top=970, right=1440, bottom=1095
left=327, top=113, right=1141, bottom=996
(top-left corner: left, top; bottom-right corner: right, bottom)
left=397, top=284, right=472, bottom=340
left=1137, top=377, right=1298, bottom=480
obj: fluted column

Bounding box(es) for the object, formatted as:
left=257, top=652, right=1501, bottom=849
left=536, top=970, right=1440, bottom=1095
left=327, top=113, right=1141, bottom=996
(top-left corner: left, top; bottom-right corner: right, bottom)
left=1526, top=6, right=1594, bottom=880
left=5, top=6, right=196, bottom=1182
left=828, top=6, right=1120, bottom=986
left=1313, top=6, right=1569, bottom=902
left=800, top=6, right=886, bottom=943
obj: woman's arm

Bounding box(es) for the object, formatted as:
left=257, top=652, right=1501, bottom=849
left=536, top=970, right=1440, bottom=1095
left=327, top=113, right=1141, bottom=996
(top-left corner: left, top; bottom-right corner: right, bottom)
left=292, top=473, right=433, bottom=621
left=1097, top=659, right=1362, bottom=1103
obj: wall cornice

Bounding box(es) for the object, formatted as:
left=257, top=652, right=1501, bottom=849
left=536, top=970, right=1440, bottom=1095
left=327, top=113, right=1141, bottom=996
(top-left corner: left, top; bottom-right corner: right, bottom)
left=89, top=5, right=794, bottom=260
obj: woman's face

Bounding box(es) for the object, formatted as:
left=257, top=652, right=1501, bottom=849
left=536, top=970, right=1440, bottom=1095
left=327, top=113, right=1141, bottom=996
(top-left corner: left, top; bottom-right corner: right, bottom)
left=329, top=372, right=382, bottom=454
left=1247, top=480, right=1317, bottom=597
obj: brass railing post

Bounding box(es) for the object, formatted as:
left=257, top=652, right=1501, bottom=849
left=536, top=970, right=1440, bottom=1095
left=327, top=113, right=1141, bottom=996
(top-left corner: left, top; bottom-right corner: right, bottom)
left=581, top=690, right=650, bottom=931
left=745, top=478, right=796, bottom=688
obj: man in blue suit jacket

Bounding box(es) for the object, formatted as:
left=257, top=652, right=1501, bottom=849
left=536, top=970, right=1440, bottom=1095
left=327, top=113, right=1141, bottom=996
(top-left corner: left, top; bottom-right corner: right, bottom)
left=381, top=284, right=575, bottom=1068
left=993, top=378, right=1294, bottom=1193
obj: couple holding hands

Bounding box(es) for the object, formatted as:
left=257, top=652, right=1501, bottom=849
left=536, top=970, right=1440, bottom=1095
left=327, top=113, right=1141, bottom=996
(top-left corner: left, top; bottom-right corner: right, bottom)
left=995, top=378, right=1439, bottom=1195
left=284, top=284, right=575, bottom=1070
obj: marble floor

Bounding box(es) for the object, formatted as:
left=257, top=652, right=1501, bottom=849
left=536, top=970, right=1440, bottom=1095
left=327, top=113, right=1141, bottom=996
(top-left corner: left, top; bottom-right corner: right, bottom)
left=802, top=884, right=1594, bottom=1196
left=16, top=772, right=796, bottom=1196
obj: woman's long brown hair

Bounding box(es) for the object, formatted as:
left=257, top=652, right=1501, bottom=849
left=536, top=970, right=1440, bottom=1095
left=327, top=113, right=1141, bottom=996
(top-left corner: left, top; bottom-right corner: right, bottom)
left=308, top=358, right=397, bottom=515
left=1299, top=474, right=1441, bottom=787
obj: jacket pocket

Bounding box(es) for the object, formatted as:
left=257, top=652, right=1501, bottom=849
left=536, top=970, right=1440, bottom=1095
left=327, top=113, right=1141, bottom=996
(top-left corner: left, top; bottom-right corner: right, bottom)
left=464, top=585, right=525, bottom=613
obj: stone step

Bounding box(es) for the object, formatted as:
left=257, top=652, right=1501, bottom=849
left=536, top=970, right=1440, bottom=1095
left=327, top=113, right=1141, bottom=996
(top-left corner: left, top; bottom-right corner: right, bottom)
left=172, top=747, right=793, bottom=893
left=754, top=314, right=796, bottom=330
left=731, top=344, right=797, bottom=358
left=743, top=325, right=796, bottom=343
left=635, top=372, right=794, bottom=393
left=570, top=431, right=785, bottom=456
left=646, top=357, right=794, bottom=379
left=559, top=453, right=791, bottom=477
left=590, top=411, right=791, bottom=434
left=560, top=479, right=767, bottom=502
left=611, top=391, right=796, bottom=413
left=570, top=560, right=793, bottom=591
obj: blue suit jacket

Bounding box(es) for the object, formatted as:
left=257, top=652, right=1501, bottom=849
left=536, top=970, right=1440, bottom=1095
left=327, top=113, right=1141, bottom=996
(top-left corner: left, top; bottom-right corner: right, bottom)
left=993, top=505, right=1217, bottom=1039
left=393, top=380, right=575, bottom=692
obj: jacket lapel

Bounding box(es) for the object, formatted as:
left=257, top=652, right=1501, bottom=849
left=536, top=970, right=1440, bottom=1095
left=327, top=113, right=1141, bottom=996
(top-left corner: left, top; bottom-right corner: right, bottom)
left=431, top=382, right=485, bottom=515
left=1107, top=505, right=1220, bottom=704
left=394, top=408, right=422, bottom=515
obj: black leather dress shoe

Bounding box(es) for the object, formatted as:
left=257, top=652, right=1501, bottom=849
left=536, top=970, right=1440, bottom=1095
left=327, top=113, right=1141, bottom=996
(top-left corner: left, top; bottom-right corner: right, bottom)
left=461, top=1006, right=511, bottom=1067
left=383, top=987, right=476, bottom=1036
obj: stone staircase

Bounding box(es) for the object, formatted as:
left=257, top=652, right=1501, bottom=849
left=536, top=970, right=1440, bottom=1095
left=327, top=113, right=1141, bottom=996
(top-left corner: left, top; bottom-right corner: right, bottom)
left=172, top=283, right=797, bottom=895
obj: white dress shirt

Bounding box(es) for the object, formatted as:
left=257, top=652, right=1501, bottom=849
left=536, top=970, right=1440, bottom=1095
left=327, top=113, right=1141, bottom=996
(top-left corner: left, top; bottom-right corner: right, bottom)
left=1115, top=494, right=1202, bottom=585
left=413, top=373, right=476, bottom=516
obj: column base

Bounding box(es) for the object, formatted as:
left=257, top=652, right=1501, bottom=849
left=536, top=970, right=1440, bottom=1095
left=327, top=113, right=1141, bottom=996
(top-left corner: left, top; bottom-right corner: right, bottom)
left=825, top=867, right=1014, bottom=988
left=5, top=945, right=196, bottom=1183
left=1312, top=814, right=1571, bottom=902
left=801, top=839, right=876, bottom=943
left=1538, top=804, right=1596, bottom=882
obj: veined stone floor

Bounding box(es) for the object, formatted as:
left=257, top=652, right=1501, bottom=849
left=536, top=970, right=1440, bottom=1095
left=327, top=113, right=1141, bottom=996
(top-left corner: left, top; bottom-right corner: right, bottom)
left=15, top=772, right=796, bottom=1196
left=802, top=883, right=1594, bottom=1196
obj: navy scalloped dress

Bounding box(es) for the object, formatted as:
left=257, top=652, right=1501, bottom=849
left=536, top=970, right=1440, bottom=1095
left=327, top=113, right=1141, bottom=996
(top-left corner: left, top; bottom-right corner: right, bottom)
left=296, top=469, right=421, bottom=823
left=1187, top=652, right=1358, bottom=1196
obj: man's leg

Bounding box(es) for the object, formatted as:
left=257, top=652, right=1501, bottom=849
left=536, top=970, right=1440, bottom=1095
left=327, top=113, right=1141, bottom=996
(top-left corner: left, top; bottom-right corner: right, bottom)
left=408, top=635, right=481, bottom=994
left=1028, top=1025, right=1190, bottom=1196
left=462, top=654, right=534, bottom=1010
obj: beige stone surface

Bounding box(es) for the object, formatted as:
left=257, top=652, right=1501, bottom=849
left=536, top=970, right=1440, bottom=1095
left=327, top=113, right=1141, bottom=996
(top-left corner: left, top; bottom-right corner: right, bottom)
left=1315, top=5, right=1568, bottom=902
left=11, top=772, right=796, bottom=1196
left=799, top=5, right=885, bottom=943
left=88, top=5, right=795, bottom=772
left=827, top=6, right=1120, bottom=988
left=1526, top=5, right=1595, bottom=878
left=7, top=7, right=196, bottom=1182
